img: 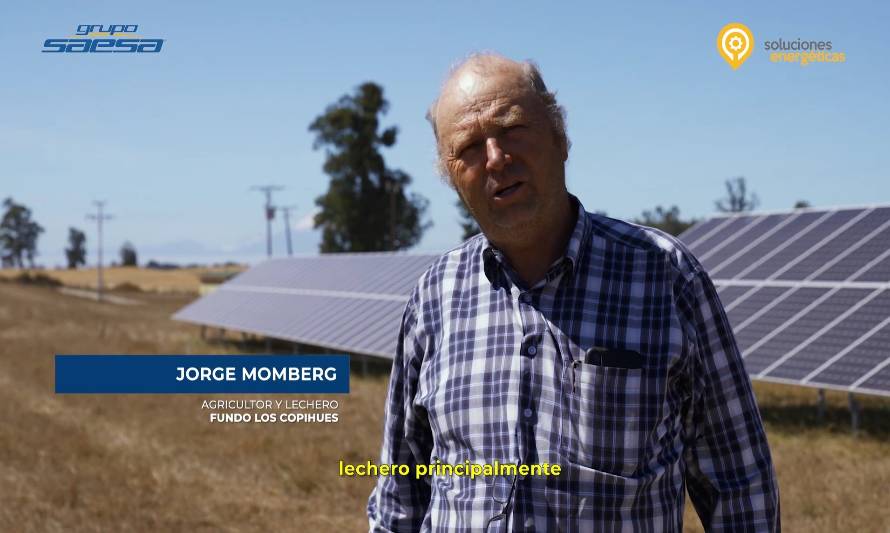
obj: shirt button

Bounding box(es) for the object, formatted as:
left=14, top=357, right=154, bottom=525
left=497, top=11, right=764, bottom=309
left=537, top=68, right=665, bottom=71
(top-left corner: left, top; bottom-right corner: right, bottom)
left=519, top=293, right=531, bottom=304
left=523, top=408, right=533, bottom=419
left=527, top=345, right=537, bottom=356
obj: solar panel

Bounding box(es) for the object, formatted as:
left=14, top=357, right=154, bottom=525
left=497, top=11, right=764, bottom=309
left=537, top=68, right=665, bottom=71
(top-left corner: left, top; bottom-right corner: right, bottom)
left=172, top=204, right=890, bottom=398
left=682, top=204, right=890, bottom=397
left=173, top=254, right=439, bottom=359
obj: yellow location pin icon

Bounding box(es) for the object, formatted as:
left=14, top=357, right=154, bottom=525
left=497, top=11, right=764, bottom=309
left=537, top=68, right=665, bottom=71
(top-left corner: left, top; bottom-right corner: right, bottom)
left=717, top=23, right=754, bottom=70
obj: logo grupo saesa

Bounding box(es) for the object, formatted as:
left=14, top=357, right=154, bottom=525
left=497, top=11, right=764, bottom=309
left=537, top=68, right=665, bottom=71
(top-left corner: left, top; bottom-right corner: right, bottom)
left=42, top=24, right=164, bottom=53
left=717, top=23, right=753, bottom=70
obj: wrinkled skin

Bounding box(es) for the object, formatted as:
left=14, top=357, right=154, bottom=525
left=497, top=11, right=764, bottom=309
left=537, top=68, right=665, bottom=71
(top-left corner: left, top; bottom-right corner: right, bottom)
left=434, top=58, right=574, bottom=285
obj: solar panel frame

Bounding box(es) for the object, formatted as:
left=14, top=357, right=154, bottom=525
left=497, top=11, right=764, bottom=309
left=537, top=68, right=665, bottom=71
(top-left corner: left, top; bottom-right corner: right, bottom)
left=740, top=208, right=866, bottom=281
left=760, top=289, right=890, bottom=382
left=686, top=215, right=757, bottom=254
left=731, top=287, right=830, bottom=354
left=856, top=360, right=890, bottom=394
left=173, top=253, right=438, bottom=359
left=856, top=254, right=890, bottom=282
left=804, top=317, right=890, bottom=387
left=777, top=208, right=890, bottom=281
left=707, top=211, right=825, bottom=278
left=697, top=214, right=790, bottom=269
left=814, top=224, right=890, bottom=281
left=173, top=205, right=890, bottom=397
left=679, top=204, right=890, bottom=397
left=672, top=217, right=722, bottom=244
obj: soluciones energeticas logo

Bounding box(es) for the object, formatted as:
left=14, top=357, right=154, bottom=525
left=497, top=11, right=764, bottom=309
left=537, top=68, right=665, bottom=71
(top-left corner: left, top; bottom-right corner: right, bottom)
left=42, top=24, right=164, bottom=53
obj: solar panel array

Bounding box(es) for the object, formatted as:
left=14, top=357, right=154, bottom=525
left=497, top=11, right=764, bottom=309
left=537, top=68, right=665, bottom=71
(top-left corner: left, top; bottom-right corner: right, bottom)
left=174, top=204, right=890, bottom=398
left=173, top=254, right=438, bottom=358
left=680, top=205, right=890, bottom=398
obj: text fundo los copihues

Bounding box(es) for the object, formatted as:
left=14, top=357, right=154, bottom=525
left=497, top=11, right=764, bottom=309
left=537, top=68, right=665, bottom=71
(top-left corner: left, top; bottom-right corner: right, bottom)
left=175, top=366, right=338, bottom=382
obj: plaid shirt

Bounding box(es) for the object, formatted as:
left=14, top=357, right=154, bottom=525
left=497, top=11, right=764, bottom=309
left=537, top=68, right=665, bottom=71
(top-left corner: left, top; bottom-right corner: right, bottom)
left=368, top=196, right=780, bottom=532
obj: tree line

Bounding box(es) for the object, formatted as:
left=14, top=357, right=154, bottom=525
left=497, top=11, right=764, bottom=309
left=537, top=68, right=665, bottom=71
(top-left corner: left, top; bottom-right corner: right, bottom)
left=0, top=197, right=137, bottom=269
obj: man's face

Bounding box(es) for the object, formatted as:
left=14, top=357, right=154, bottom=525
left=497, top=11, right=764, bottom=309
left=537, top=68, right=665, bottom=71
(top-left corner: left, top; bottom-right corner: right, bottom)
left=435, top=66, right=568, bottom=245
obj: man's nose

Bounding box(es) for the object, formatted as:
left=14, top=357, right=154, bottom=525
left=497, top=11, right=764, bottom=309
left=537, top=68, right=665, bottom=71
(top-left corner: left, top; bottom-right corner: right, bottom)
left=485, top=137, right=512, bottom=173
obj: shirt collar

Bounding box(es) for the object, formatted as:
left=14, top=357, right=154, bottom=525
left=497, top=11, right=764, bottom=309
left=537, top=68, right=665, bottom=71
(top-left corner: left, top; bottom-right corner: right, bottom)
left=481, top=193, right=589, bottom=288
left=562, top=194, right=589, bottom=275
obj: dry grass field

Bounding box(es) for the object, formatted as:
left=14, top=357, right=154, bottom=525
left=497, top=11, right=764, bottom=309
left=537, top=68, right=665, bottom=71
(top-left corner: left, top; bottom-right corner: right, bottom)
left=0, top=280, right=888, bottom=532
left=0, top=266, right=244, bottom=294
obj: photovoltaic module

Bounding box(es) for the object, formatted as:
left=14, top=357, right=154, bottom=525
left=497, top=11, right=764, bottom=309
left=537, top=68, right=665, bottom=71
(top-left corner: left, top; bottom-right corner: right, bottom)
left=175, top=205, right=890, bottom=397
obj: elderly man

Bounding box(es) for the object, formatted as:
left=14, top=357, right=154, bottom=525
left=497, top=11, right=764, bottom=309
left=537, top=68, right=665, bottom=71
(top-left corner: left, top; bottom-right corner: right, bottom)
left=368, top=54, right=780, bottom=531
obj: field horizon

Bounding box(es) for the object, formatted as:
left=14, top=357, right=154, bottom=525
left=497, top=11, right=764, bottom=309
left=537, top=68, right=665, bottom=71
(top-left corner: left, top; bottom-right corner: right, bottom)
left=1, top=280, right=888, bottom=531
left=0, top=266, right=245, bottom=295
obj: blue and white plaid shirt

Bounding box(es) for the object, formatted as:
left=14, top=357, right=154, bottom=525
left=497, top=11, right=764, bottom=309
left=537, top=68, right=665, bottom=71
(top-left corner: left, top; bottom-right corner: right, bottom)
left=368, top=196, right=780, bottom=532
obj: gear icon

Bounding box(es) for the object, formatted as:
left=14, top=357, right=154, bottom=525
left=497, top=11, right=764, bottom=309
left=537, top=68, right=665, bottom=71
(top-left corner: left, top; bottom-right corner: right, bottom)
left=728, top=36, right=744, bottom=51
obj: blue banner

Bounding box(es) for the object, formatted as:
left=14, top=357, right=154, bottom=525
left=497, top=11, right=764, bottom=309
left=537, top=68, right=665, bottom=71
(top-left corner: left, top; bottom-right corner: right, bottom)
left=55, top=355, right=350, bottom=394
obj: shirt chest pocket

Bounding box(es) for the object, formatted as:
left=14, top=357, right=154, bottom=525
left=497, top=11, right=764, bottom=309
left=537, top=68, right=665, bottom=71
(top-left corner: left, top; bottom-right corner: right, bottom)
left=562, top=358, right=645, bottom=477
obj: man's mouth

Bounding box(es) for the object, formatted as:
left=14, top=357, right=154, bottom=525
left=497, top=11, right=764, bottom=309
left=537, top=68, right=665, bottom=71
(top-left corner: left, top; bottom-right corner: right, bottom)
left=493, top=182, right=523, bottom=199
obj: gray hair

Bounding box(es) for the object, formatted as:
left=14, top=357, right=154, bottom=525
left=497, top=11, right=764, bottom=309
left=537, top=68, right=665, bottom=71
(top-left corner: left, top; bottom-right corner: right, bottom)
left=426, top=53, right=571, bottom=181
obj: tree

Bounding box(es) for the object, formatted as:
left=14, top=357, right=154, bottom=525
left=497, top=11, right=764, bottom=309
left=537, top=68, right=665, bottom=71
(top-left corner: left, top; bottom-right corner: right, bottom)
left=309, top=82, right=430, bottom=252
left=0, top=197, right=44, bottom=268
left=794, top=200, right=811, bottom=209
left=120, top=241, right=138, bottom=266
left=634, top=205, right=696, bottom=236
left=456, top=198, right=481, bottom=241
left=715, top=176, right=759, bottom=213
left=65, top=227, right=87, bottom=269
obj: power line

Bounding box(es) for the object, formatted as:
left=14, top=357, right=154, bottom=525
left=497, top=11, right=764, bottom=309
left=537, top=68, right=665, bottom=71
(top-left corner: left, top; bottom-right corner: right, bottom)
left=86, top=201, right=113, bottom=302
left=250, top=185, right=284, bottom=258
left=278, top=205, right=298, bottom=256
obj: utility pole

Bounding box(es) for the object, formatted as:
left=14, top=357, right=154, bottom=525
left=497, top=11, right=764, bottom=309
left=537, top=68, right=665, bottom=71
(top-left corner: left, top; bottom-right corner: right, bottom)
left=86, top=201, right=113, bottom=302
left=278, top=205, right=298, bottom=256
left=250, top=185, right=283, bottom=258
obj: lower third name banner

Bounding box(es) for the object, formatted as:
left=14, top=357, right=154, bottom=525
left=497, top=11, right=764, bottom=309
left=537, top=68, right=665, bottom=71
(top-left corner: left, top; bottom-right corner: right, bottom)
left=55, top=355, right=350, bottom=394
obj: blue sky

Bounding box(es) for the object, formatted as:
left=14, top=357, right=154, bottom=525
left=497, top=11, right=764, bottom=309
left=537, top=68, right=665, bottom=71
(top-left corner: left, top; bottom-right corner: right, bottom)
left=2, top=1, right=888, bottom=267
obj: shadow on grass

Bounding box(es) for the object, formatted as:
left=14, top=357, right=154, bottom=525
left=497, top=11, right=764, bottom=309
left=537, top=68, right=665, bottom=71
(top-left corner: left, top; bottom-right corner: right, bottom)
left=759, top=402, right=890, bottom=439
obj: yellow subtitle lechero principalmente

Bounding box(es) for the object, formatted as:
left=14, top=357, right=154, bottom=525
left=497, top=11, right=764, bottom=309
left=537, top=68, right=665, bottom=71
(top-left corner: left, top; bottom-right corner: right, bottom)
left=338, top=459, right=561, bottom=480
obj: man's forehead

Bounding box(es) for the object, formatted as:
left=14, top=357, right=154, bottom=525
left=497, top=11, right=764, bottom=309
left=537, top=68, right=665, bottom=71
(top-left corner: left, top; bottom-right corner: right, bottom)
left=451, top=102, right=524, bottom=133
left=452, top=68, right=521, bottom=98
left=436, top=68, right=537, bottom=133
left=440, top=65, right=529, bottom=109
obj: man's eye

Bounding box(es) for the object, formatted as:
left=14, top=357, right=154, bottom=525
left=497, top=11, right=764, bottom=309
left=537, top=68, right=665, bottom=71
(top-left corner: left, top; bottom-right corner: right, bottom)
left=458, top=142, right=482, bottom=158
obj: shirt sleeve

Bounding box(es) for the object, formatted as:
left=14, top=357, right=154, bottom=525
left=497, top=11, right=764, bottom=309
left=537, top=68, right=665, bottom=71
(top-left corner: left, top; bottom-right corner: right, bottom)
left=679, top=268, right=781, bottom=532
left=367, top=293, right=434, bottom=532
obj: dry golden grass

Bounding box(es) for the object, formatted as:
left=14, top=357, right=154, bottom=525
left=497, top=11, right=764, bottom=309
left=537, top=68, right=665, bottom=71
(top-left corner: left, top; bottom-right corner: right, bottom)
left=682, top=384, right=890, bottom=532
left=0, top=266, right=244, bottom=294
left=0, top=281, right=887, bottom=531
left=0, top=282, right=382, bottom=532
